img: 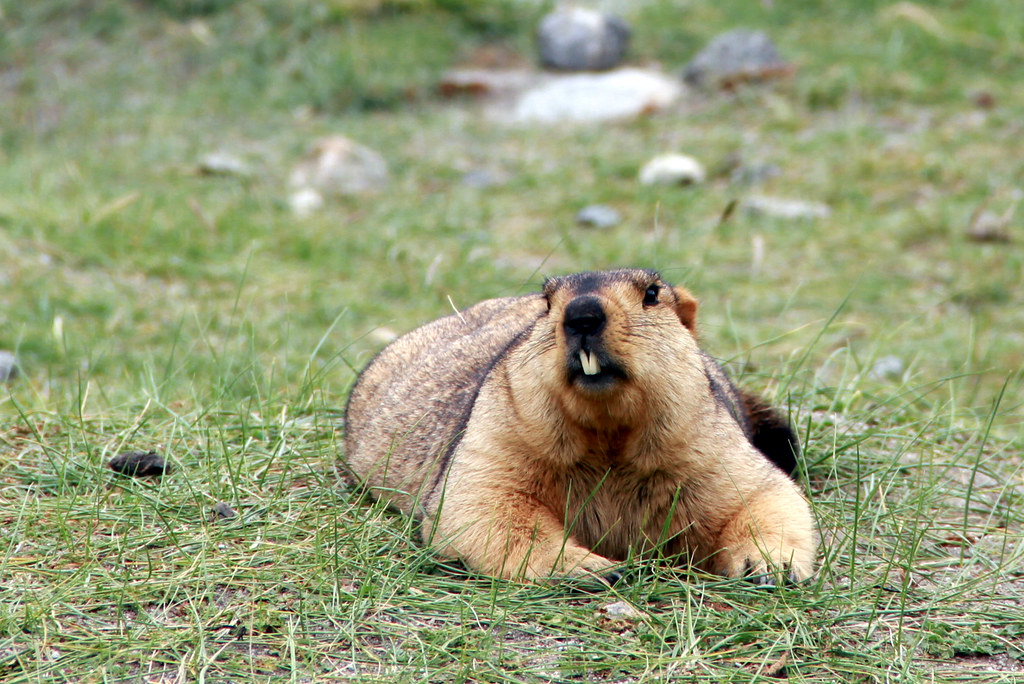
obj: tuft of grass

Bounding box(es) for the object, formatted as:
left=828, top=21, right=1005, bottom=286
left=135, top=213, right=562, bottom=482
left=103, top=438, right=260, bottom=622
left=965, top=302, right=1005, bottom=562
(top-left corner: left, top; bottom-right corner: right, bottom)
left=1, top=0, right=1023, bottom=681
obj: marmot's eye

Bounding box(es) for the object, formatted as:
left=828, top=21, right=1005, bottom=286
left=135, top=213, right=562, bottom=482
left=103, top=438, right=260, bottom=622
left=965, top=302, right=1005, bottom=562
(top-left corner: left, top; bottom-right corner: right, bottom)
left=643, top=285, right=660, bottom=306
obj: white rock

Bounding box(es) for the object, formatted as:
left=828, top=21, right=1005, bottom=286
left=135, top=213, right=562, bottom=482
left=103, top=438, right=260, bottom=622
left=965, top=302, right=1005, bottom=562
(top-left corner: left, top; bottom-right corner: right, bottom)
left=638, top=154, right=706, bottom=186
left=870, top=355, right=905, bottom=380
left=601, top=601, right=642, bottom=619
left=289, top=188, right=324, bottom=217
left=289, top=135, right=389, bottom=196
left=743, top=196, right=831, bottom=220
left=512, top=68, right=681, bottom=124
left=576, top=204, right=622, bottom=228
left=198, top=152, right=249, bottom=177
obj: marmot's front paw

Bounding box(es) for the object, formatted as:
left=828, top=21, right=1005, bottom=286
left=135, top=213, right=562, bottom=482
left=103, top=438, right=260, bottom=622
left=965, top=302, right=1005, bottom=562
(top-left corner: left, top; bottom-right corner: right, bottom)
left=715, top=537, right=816, bottom=585
left=522, top=545, right=619, bottom=584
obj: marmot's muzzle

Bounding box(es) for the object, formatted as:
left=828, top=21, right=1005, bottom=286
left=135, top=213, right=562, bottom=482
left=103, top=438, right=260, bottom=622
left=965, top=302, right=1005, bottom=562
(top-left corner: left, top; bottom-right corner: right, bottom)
left=562, top=295, right=626, bottom=385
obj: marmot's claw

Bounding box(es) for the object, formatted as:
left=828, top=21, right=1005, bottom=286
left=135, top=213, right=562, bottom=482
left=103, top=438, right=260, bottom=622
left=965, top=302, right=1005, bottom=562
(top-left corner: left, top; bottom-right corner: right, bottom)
left=602, top=570, right=624, bottom=586
left=740, top=558, right=811, bottom=587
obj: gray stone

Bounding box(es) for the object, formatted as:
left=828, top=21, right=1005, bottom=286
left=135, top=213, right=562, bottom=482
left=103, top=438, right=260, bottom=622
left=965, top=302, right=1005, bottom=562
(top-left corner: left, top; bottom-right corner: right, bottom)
left=212, top=502, right=237, bottom=521
left=683, top=29, right=791, bottom=89
left=966, top=209, right=1012, bottom=244
left=731, top=162, right=781, bottom=185
left=198, top=152, right=249, bottom=177
left=870, top=355, right=905, bottom=380
left=461, top=169, right=506, bottom=189
left=576, top=204, right=621, bottom=228
left=638, top=154, right=706, bottom=186
left=0, top=351, right=18, bottom=382
left=289, top=135, right=389, bottom=196
left=512, top=68, right=680, bottom=124
left=537, top=7, right=631, bottom=72
left=108, top=450, right=169, bottom=478
left=742, top=196, right=830, bottom=220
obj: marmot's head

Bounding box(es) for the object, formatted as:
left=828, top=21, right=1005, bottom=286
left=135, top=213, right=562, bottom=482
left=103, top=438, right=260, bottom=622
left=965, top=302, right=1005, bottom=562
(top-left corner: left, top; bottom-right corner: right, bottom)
left=527, top=269, right=701, bottom=420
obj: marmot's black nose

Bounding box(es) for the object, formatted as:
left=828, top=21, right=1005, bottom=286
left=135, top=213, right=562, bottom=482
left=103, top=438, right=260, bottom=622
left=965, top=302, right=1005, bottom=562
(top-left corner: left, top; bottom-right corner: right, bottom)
left=564, top=296, right=606, bottom=337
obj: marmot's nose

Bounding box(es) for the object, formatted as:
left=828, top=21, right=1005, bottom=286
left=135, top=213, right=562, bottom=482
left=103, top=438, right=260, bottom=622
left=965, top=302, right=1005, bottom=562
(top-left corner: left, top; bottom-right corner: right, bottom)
left=564, top=296, right=606, bottom=337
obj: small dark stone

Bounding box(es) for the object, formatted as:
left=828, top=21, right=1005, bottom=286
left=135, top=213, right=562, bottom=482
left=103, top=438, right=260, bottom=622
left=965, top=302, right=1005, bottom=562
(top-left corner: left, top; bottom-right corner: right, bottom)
left=108, top=450, right=169, bottom=478
left=212, top=501, right=237, bottom=521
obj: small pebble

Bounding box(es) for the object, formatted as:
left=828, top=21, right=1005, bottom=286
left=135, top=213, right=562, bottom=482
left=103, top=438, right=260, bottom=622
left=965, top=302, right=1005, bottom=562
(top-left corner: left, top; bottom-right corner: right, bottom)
left=742, top=196, right=831, bottom=220
left=731, top=162, right=781, bottom=185
left=870, top=355, right=905, bottom=380
left=212, top=502, right=237, bottom=521
left=638, top=154, right=706, bottom=186
left=289, top=188, right=324, bottom=217
left=0, top=351, right=19, bottom=382
left=966, top=210, right=1011, bottom=244
left=108, top=450, right=169, bottom=478
left=575, top=204, right=621, bottom=228
left=683, top=29, right=791, bottom=89
left=198, top=152, right=249, bottom=177
left=601, top=601, right=642, bottom=619
left=289, top=135, right=389, bottom=196
left=461, top=169, right=505, bottom=189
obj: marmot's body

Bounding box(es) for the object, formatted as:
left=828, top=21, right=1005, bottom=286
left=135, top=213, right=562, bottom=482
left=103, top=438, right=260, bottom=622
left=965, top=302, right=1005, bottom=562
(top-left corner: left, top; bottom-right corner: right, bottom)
left=344, top=269, right=816, bottom=582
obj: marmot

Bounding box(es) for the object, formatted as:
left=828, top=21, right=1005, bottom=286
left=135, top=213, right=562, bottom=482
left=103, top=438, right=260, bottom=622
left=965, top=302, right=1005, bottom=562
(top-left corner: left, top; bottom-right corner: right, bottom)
left=344, top=269, right=816, bottom=583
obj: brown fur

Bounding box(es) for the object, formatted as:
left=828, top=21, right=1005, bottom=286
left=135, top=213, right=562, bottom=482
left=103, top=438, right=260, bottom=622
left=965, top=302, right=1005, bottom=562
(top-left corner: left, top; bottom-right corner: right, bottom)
left=344, top=269, right=816, bottom=583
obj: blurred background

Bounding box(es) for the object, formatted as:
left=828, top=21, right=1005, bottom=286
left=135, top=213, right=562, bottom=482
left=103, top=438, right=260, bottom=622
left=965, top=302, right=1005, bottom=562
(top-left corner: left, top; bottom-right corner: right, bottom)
left=1, top=0, right=1021, bottom=428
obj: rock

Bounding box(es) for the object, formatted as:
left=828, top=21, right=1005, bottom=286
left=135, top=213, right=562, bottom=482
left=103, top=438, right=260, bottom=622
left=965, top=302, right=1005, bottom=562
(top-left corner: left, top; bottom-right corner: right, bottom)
left=742, top=196, right=830, bottom=220
left=212, top=502, right=237, bottom=521
left=944, top=466, right=1000, bottom=489
left=512, top=68, right=680, bottom=124
left=0, top=351, right=19, bottom=382
left=870, top=355, right=905, bottom=381
left=683, top=29, right=792, bottom=89
left=461, top=169, right=507, bottom=189
left=289, top=188, right=324, bottom=217
left=289, top=135, right=389, bottom=196
left=731, top=162, right=781, bottom=185
left=108, top=450, right=169, bottom=478
left=198, top=152, right=249, bottom=177
left=600, top=601, right=642, bottom=619
left=576, top=204, right=622, bottom=228
left=638, top=154, right=706, bottom=186
left=537, top=7, right=631, bottom=72
left=438, top=69, right=539, bottom=98
left=966, top=209, right=1012, bottom=244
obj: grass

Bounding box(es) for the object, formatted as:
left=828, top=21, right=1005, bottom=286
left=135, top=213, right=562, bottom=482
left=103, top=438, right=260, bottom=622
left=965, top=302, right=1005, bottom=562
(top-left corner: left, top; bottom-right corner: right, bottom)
left=1, top=0, right=1023, bottom=680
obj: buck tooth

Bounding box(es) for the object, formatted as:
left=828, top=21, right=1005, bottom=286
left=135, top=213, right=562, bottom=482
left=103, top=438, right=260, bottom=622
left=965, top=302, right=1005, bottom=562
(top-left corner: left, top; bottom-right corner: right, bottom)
left=580, top=350, right=601, bottom=376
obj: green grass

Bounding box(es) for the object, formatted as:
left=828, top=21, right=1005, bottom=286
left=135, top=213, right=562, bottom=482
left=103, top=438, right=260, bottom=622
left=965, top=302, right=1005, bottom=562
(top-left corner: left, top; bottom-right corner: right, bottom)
left=2, top=0, right=1023, bottom=680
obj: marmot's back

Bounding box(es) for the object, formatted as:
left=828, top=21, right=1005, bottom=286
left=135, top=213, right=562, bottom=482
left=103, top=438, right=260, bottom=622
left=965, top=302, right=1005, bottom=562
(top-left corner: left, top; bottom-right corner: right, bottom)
left=343, top=294, right=547, bottom=515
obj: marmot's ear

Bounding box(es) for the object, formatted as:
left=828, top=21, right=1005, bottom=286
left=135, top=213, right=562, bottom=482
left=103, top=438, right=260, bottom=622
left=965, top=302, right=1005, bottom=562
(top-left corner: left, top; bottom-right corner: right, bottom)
left=672, top=286, right=698, bottom=333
